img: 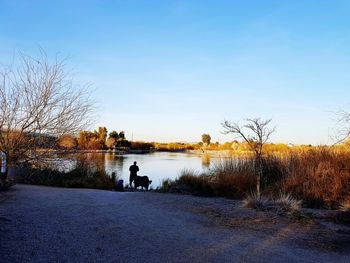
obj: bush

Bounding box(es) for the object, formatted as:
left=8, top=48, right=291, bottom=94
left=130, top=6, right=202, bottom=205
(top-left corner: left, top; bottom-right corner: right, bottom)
left=130, top=141, right=154, bottom=150
left=21, top=158, right=118, bottom=190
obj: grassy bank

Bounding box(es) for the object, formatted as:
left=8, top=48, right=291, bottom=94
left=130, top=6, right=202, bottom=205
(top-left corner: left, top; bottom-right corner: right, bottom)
left=159, top=147, right=350, bottom=209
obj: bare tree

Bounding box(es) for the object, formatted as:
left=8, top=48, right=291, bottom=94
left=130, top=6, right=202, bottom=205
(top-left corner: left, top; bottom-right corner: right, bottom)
left=0, top=52, right=93, bottom=180
left=334, top=109, right=350, bottom=144
left=221, top=118, right=275, bottom=196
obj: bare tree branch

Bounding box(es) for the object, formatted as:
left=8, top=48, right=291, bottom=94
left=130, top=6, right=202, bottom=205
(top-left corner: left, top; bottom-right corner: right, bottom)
left=221, top=118, right=275, bottom=159
left=0, top=51, right=94, bottom=179
left=333, top=109, right=350, bottom=145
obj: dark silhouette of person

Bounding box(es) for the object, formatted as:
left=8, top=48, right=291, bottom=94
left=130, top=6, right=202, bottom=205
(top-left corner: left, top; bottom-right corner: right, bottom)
left=129, top=161, right=139, bottom=187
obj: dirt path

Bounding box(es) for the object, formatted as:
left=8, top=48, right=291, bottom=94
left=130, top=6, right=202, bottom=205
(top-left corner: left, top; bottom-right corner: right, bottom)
left=1, top=184, right=350, bottom=263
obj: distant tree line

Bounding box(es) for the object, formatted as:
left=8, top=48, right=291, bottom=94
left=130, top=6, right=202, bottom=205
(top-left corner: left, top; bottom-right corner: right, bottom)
left=58, top=127, right=130, bottom=150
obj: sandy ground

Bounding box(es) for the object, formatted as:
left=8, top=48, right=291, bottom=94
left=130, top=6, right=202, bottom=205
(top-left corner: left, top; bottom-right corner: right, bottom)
left=1, top=184, right=350, bottom=263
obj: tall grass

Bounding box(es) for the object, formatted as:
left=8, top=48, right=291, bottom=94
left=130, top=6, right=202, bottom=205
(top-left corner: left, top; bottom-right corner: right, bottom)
left=212, top=158, right=256, bottom=198
left=168, top=169, right=215, bottom=196
left=160, top=157, right=286, bottom=199
left=160, top=147, right=350, bottom=209
left=282, top=148, right=350, bottom=208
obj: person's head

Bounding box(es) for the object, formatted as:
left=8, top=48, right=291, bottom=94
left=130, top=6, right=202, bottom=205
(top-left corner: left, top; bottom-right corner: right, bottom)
left=134, top=161, right=137, bottom=165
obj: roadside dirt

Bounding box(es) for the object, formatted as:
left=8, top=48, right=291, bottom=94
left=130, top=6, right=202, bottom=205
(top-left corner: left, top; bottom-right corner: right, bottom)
left=1, top=185, right=350, bottom=263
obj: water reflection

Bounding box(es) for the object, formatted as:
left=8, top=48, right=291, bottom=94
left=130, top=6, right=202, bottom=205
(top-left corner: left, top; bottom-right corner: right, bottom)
left=201, top=153, right=211, bottom=169
left=104, top=154, right=125, bottom=173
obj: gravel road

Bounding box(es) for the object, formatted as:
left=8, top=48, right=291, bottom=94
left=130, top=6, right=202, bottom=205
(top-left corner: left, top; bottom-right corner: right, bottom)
left=1, top=184, right=350, bottom=263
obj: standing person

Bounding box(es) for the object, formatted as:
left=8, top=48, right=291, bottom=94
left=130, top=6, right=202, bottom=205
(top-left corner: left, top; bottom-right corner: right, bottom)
left=129, top=161, right=139, bottom=188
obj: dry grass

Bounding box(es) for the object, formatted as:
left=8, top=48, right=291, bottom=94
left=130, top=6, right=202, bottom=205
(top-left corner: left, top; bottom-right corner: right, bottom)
left=282, top=147, right=350, bottom=208
left=340, top=199, right=350, bottom=211
left=212, top=158, right=256, bottom=198
left=242, top=192, right=269, bottom=210
left=174, top=169, right=215, bottom=196
left=273, top=192, right=301, bottom=212
left=242, top=192, right=301, bottom=214
left=159, top=162, right=256, bottom=198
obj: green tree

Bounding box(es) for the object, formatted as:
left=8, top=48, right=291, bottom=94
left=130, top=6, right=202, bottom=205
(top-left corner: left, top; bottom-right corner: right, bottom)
left=202, top=134, right=211, bottom=145
left=109, top=131, right=119, bottom=140
left=119, top=131, right=125, bottom=140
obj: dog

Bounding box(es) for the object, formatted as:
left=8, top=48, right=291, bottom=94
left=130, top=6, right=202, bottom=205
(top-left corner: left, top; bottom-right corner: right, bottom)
left=134, top=176, right=152, bottom=190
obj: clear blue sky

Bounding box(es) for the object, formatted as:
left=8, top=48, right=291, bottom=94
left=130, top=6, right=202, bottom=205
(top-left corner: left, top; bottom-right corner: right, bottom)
left=1, top=0, right=349, bottom=144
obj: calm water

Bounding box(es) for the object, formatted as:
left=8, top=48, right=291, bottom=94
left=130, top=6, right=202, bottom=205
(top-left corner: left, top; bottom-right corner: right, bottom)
left=85, top=152, right=215, bottom=188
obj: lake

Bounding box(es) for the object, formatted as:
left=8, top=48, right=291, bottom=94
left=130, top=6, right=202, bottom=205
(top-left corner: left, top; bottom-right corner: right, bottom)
left=83, top=151, right=217, bottom=188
